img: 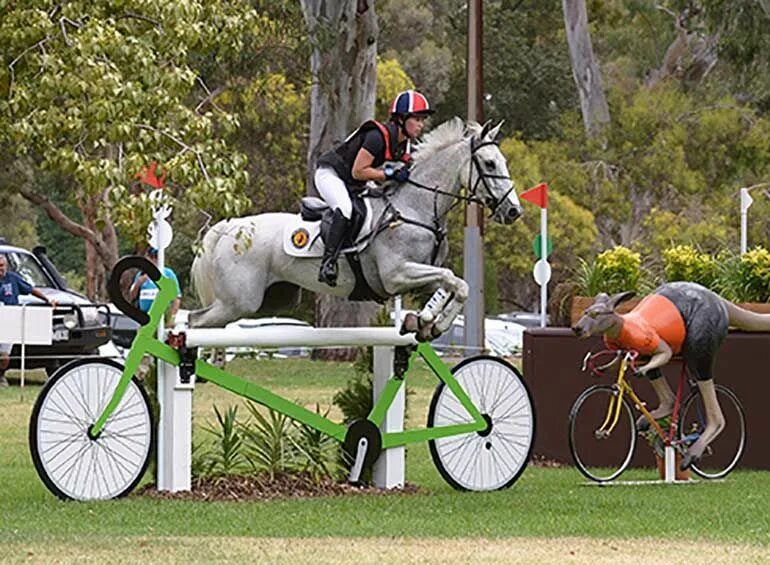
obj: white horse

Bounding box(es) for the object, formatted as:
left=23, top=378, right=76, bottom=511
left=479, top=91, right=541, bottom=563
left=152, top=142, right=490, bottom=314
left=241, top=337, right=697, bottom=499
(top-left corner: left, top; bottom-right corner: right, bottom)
left=190, top=118, right=522, bottom=339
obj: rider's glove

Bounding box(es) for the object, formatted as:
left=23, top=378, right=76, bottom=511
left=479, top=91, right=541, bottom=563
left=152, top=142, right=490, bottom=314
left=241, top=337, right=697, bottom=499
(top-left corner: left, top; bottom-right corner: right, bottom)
left=384, top=164, right=410, bottom=183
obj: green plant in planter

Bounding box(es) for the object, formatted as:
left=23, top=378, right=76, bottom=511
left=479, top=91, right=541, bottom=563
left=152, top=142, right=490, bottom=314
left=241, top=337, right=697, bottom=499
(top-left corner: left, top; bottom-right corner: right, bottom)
left=575, top=246, right=643, bottom=295
left=662, top=245, right=717, bottom=288
left=643, top=415, right=672, bottom=458
left=715, top=247, right=770, bottom=303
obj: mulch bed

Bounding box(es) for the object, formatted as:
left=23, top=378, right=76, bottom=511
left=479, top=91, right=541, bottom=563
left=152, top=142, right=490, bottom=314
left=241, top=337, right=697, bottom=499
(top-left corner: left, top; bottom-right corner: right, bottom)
left=135, top=473, right=422, bottom=502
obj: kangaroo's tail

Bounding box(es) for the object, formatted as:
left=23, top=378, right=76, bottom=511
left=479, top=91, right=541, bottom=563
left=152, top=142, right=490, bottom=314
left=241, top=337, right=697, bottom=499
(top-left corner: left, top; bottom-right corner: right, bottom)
left=723, top=299, right=770, bottom=331
left=191, top=226, right=225, bottom=308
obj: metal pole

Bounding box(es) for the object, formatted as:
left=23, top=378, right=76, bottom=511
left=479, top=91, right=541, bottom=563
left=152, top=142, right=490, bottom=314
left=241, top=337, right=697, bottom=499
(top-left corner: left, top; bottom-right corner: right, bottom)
left=20, top=304, right=26, bottom=389
left=540, top=208, right=548, bottom=327
left=464, top=0, right=485, bottom=356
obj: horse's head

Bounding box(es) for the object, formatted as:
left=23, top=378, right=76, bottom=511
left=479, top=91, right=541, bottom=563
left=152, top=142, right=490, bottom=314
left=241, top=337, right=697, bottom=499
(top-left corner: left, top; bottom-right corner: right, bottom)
left=469, top=122, right=523, bottom=225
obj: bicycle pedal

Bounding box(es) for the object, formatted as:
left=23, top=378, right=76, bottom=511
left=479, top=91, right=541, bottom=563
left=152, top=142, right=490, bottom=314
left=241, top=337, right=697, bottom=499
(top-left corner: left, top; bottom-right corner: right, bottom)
left=343, top=420, right=382, bottom=485
left=347, top=437, right=368, bottom=484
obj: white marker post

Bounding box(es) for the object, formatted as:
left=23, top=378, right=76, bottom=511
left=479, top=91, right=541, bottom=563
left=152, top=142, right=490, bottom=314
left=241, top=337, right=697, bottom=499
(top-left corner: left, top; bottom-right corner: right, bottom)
left=520, top=183, right=550, bottom=327
left=740, top=188, right=753, bottom=256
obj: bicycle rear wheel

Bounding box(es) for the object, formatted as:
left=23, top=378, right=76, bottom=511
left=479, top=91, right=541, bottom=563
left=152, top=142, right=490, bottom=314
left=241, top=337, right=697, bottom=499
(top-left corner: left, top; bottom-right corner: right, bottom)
left=29, top=358, right=153, bottom=500
left=678, top=384, right=745, bottom=479
left=427, top=356, right=535, bottom=491
left=568, top=385, right=637, bottom=482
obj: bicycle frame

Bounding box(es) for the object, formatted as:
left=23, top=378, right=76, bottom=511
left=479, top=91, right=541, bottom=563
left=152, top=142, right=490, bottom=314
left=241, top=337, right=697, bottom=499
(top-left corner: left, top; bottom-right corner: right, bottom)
left=591, top=351, right=687, bottom=449
left=90, top=270, right=488, bottom=448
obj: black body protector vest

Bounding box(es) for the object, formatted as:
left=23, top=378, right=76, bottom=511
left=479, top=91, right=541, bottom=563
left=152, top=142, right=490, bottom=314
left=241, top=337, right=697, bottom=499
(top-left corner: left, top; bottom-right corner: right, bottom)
left=317, top=121, right=410, bottom=189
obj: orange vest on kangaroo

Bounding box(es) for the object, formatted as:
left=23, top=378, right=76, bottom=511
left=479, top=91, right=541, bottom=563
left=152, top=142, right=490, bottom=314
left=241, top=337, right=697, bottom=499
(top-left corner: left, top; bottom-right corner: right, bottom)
left=604, top=294, right=686, bottom=355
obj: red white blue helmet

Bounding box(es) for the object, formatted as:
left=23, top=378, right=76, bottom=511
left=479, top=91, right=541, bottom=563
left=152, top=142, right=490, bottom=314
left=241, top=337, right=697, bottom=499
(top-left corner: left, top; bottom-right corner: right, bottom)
left=389, top=90, right=435, bottom=118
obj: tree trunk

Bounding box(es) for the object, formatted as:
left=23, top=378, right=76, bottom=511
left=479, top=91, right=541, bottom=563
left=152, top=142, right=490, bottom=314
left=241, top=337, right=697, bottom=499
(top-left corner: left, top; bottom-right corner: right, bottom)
left=301, top=0, right=378, bottom=195
left=562, top=0, right=611, bottom=138
left=301, top=0, right=380, bottom=360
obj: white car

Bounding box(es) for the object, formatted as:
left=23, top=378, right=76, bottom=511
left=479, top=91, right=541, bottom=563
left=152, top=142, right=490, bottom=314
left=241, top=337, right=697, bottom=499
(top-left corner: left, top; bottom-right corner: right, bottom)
left=223, top=317, right=312, bottom=361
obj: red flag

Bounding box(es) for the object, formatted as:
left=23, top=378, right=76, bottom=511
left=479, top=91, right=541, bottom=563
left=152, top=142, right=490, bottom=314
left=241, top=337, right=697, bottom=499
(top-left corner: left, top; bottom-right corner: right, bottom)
left=136, top=161, right=166, bottom=189
left=520, top=183, right=548, bottom=209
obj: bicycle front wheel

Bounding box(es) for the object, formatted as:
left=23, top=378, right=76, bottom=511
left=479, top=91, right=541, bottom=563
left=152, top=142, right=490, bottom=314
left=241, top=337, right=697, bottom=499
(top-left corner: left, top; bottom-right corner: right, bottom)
left=29, top=358, right=153, bottom=500
left=427, top=356, right=535, bottom=491
left=679, top=384, right=746, bottom=479
left=568, top=385, right=637, bottom=482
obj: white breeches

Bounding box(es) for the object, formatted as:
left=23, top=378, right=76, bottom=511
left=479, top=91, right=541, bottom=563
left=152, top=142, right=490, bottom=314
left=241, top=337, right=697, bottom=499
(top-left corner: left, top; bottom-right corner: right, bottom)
left=314, top=167, right=352, bottom=219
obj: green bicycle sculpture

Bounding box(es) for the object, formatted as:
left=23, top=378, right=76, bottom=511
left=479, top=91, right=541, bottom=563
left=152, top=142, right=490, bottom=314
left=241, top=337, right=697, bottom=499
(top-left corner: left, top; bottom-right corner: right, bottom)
left=29, top=256, right=535, bottom=500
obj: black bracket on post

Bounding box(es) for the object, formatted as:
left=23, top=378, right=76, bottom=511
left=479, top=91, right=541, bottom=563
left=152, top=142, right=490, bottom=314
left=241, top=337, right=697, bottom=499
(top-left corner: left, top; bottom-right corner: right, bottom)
left=167, top=331, right=197, bottom=385
left=393, top=346, right=412, bottom=380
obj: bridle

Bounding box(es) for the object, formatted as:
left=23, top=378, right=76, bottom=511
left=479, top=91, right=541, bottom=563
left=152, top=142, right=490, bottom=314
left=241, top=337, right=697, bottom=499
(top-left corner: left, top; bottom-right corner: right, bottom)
left=376, top=137, right=517, bottom=264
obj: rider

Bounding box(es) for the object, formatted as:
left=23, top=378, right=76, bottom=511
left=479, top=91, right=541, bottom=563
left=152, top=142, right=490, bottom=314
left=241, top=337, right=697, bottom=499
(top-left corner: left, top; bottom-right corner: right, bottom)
left=314, top=89, right=435, bottom=287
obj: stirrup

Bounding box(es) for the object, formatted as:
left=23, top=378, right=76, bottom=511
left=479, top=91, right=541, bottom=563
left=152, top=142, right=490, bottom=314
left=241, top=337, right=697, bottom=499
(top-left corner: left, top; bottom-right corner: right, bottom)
left=318, top=260, right=338, bottom=286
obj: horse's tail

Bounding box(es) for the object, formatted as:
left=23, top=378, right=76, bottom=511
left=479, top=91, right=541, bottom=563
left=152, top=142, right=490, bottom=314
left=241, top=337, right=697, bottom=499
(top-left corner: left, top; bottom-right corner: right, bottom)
left=191, top=227, right=224, bottom=308
left=723, top=299, right=770, bottom=332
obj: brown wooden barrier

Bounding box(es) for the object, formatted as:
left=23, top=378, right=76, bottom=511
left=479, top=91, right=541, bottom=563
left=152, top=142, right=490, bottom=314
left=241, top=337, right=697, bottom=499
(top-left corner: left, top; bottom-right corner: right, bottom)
left=523, top=328, right=770, bottom=470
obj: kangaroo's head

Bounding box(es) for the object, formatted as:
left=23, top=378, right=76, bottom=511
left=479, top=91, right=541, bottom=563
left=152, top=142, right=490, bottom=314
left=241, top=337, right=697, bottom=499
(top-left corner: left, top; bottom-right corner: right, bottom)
left=572, top=291, right=636, bottom=339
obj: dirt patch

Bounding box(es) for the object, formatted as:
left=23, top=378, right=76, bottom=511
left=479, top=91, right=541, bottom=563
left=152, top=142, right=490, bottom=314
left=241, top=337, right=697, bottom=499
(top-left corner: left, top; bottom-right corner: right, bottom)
left=135, top=473, right=421, bottom=502
left=7, top=536, right=770, bottom=564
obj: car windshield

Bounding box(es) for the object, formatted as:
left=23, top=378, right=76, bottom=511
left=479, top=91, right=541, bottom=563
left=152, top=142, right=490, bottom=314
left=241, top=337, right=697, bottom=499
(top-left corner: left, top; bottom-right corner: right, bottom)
left=5, top=251, right=54, bottom=288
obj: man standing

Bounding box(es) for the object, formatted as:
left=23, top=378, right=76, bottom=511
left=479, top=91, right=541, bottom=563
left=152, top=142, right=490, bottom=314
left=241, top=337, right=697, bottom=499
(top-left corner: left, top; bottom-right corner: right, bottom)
left=129, top=247, right=181, bottom=319
left=128, top=248, right=181, bottom=380
left=0, top=254, right=57, bottom=387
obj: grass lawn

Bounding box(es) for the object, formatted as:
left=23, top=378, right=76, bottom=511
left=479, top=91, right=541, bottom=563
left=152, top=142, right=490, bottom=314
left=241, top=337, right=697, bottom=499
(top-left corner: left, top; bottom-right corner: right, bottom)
left=1, top=359, right=769, bottom=563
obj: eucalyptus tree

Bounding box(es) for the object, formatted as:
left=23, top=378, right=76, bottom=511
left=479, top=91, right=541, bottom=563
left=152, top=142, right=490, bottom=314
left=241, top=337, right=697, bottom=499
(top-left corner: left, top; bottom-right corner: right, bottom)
left=0, top=2, right=285, bottom=297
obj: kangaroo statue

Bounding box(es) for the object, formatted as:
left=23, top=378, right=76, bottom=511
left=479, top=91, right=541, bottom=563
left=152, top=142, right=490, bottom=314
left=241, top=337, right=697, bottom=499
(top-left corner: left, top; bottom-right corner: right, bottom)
left=572, top=281, right=770, bottom=470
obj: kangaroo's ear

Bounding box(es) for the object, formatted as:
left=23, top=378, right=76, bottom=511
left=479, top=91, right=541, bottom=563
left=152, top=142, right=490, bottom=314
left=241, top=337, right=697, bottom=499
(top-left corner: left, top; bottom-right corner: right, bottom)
left=593, top=292, right=610, bottom=304
left=609, top=291, right=636, bottom=310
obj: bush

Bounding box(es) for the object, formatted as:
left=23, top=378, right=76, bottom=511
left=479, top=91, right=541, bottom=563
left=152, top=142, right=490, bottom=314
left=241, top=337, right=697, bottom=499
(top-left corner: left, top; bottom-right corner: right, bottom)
left=574, top=246, right=642, bottom=295
left=715, top=247, right=770, bottom=303
left=662, top=245, right=718, bottom=288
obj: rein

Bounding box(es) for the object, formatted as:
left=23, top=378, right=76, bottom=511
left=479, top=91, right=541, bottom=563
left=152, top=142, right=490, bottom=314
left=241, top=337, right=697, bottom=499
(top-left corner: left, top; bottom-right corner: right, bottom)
left=382, top=138, right=514, bottom=263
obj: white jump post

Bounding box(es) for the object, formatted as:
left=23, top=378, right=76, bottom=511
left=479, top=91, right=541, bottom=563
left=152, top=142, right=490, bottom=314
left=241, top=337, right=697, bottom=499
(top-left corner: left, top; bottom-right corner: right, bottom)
left=157, top=325, right=416, bottom=492
left=0, top=305, right=53, bottom=388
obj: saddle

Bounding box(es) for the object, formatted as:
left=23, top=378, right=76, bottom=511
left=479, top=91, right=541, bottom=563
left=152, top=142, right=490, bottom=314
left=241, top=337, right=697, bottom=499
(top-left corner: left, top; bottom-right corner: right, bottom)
left=299, top=194, right=368, bottom=248
left=298, top=193, right=386, bottom=303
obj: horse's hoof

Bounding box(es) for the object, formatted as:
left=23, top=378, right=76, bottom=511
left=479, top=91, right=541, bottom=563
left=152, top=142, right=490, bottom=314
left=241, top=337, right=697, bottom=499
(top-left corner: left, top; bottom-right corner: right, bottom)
left=680, top=451, right=699, bottom=472
left=400, top=313, right=419, bottom=335
left=417, top=323, right=434, bottom=342
left=430, top=325, right=443, bottom=339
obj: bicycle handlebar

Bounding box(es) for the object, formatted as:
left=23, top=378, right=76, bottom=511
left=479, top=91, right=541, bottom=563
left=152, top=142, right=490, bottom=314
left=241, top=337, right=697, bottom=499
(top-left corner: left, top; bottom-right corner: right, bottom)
left=107, top=255, right=161, bottom=326
left=583, top=349, right=639, bottom=378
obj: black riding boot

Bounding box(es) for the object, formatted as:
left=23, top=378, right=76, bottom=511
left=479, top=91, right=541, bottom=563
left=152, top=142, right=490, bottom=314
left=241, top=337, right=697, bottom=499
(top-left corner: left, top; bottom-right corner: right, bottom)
left=318, top=209, right=350, bottom=287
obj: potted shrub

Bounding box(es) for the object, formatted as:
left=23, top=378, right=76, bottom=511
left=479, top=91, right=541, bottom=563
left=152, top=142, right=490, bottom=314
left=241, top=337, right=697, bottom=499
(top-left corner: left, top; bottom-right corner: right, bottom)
left=714, top=247, right=770, bottom=314
left=642, top=416, right=690, bottom=481
left=570, top=246, right=644, bottom=324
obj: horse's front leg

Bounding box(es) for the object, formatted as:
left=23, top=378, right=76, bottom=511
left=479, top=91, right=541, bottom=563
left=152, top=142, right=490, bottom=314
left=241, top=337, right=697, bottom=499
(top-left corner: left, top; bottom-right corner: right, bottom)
left=382, top=262, right=469, bottom=340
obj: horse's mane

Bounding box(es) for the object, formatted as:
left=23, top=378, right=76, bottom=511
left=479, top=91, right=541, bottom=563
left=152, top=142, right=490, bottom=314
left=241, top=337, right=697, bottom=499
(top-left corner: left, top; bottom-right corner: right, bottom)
left=411, top=117, right=482, bottom=165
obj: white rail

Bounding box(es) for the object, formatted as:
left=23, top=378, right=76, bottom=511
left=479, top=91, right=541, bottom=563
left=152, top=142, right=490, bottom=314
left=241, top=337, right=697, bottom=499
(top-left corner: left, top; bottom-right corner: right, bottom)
left=182, top=326, right=417, bottom=348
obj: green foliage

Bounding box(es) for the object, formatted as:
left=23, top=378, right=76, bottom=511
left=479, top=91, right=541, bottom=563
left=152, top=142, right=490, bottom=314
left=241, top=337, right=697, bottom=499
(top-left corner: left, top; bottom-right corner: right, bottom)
left=376, top=58, right=414, bottom=120
left=662, top=245, right=718, bottom=288
left=714, top=247, right=770, bottom=303
left=239, top=401, right=294, bottom=481
left=194, top=401, right=342, bottom=484
left=199, top=405, right=249, bottom=477
left=333, top=371, right=373, bottom=426
left=0, top=1, right=296, bottom=246
left=290, top=404, right=344, bottom=483
left=575, top=246, right=642, bottom=295
left=0, top=193, right=38, bottom=249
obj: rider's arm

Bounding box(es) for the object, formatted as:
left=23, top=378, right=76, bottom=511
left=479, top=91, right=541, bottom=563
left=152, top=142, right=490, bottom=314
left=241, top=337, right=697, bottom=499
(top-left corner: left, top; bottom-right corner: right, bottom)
left=351, top=148, right=387, bottom=183
left=636, top=340, right=672, bottom=375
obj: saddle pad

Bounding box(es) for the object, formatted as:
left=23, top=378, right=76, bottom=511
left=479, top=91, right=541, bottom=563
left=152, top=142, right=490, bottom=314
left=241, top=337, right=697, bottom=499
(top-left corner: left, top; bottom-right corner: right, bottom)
left=282, top=218, right=325, bottom=258
left=282, top=199, right=375, bottom=259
